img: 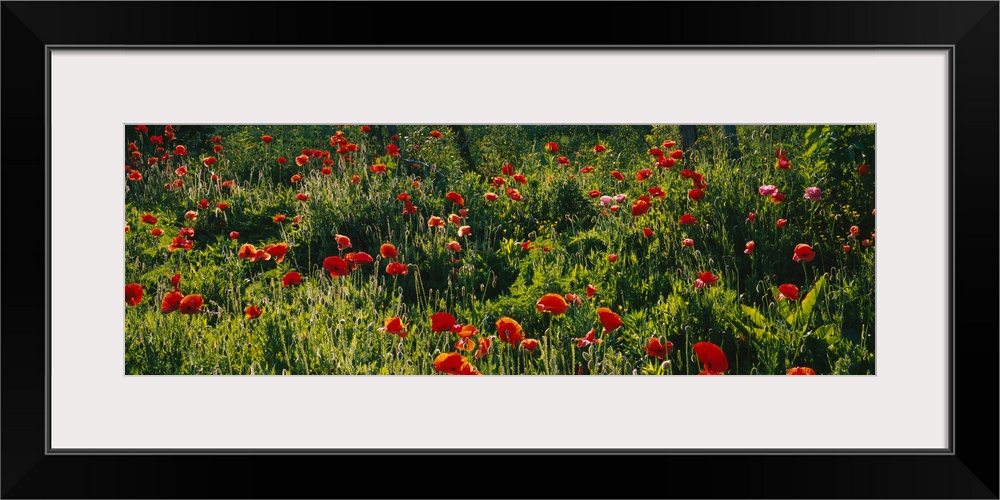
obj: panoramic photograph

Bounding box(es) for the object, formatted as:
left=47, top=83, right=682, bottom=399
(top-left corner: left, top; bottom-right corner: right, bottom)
left=124, top=124, right=875, bottom=375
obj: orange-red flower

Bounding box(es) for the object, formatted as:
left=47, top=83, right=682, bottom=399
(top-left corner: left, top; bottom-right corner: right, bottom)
left=513, top=173, right=527, bottom=185
left=645, top=337, right=673, bottom=359
left=262, top=135, right=273, bottom=143
left=167, top=236, right=193, bottom=252
left=635, top=168, right=653, bottom=181
left=141, top=214, right=157, bottom=224
left=378, top=316, right=409, bottom=338
left=427, top=216, right=444, bottom=227
left=857, top=163, right=870, bottom=175
left=611, top=170, right=625, bottom=181
left=433, top=352, right=480, bottom=375
left=125, top=283, right=143, bottom=306
left=506, top=188, right=523, bottom=201
left=245, top=305, right=262, bottom=320
left=557, top=156, right=570, bottom=165
left=335, top=234, right=352, bottom=251
left=448, top=213, right=461, bottom=226
left=295, top=155, right=309, bottom=166
left=632, top=196, right=652, bottom=217
left=608, top=254, right=618, bottom=263
left=238, top=244, right=270, bottom=262
left=402, top=202, right=417, bottom=215
left=216, top=203, right=229, bottom=210
left=777, top=218, right=788, bottom=227
left=170, top=273, right=181, bottom=291
left=128, top=169, right=143, bottom=181
left=321, top=166, right=332, bottom=175
left=431, top=312, right=462, bottom=333
left=496, top=317, right=524, bottom=346
left=596, top=307, right=622, bottom=333
left=678, top=213, right=697, bottom=225
left=662, top=140, right=677, bottom=148
left=786, top=366, right=817, bottom=375
left=501, top=163, right=515, bottom=175
left=370, top=163, right=387, bottom=174
left=777, top=284, right=800, bottom=301
left=744, top=241, right=755, bottom=255
left=771, top=193, right=786, bottom=203
left=458, top=225, right=471, bottom=237
left=429, top=129, right=443, bottom=138
left=263, top=242, right=289, bottom=263
left=380, top=243, right=398, bottom=259
left=385, top=261, right=408, bottom=275
left=657, top=156, right=675, bottom=168
left=484, top=192, right=499, bottom=201
left=178, top=294, right=203, bottom=315
left=161, top=291, right=184, bottom=314
left=521, top=338, right=539, bottom=352
left=386, top=144, right=400, bottom=157
left=474, top=337, right=491, bottom=359
left=203, top=157, right=217, bottom=167
left=278, top=157, right=288, bottom=165
left=454, top=324, right=479, bottom=351
left=148, top=228, right=163, bottom=237
left=536, top=293, right=569, bottom=315
left=586, top=284, right=596, bottom=298
left=593, top=144, right=607, bottom=153
left=361, top=125, right=371, bottom=133
left=693, top=341, right=728, bottom=374
left=323, top=256, right=350, bottom=277
left=447, top=241, right=462, bottom=253
left=669, top=150, right=684, bottom=160
left=697, top=271, right=719, bottom=286
left=565, top=293, right=581, bottom=306
left=574, top=328, right=602, bottom=348
left=544, top=142, right=558, bottom=153
left=296, top=193, right=309, bottom=201
left=688, top=188, right=705, bottom=202
left=792, top=244, right=816, bottom=263
left=282, top=271, right=301, bottom=287
left=351, top=174, right=361, bottom=184
left=221, top=180, right=235, bottom=189
left=273, top=214, right=287, bottom=223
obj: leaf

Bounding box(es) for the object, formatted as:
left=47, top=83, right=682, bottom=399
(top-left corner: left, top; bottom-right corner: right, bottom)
left=800, top=275, right=827, bottom=323
left=741, top=305, right=766, bottom=328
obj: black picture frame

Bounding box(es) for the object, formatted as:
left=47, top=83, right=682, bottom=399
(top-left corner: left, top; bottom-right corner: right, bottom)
left=3, top=2, right=997, bottom=498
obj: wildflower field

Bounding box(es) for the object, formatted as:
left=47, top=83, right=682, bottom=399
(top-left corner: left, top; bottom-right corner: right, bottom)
left=124, top=124, right=875, bottom=375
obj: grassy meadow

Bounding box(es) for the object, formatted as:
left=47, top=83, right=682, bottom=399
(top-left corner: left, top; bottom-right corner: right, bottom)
left=124, top=124, right=875, bottom=375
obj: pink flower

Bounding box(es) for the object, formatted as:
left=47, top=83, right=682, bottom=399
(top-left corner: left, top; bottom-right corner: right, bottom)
left=759, top=184, right=778, bottom=197
left=599, top=195, right=612, bottom=206
left=613, top=193, right=627, bottom=203
left=804, top=187, right=823, bottom=202
left=744, top=241, right=755, bottom=255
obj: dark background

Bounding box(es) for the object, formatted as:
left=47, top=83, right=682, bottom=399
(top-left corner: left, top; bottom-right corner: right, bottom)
left=2, top=2, right=997, bottom=498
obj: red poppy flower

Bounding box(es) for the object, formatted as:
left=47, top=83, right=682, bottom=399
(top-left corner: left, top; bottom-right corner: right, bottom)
left=608, top=254, right=618, bottom=263
left=141, top=214, right=157, bottom=225
left=635, top=168, right=653, bottom=181
left=777, top=284, right=800, bottom=301
left=644, top=186, right=663, bottom=199
left=275, top=157, right=287, bottom=166
left=792, top=244, right=816, bottom=263
left=125, top=223, right=130, bottom=233
left=262, top=242, right=289, bottom=263
left=147, top=157, right=159, bottom=166
left=160, top=291, right=184, bottom=314
left=557, top=156, right=570, bottom=166
left=787, top=366, right=817, bottom=375
left=193, top=198, right=209, bottom=210
left=658, top=139, right=674, bottom=148
left=512, top=173, right=527, bottom=185
left=134, top=125, right=148, bottom=134
left=145, top=228, right=162, bottom=237
left=402, top=202, right=417, bottom=215
left=682, top=238, right=694, bottom=247
left=351, top=174, right=361, bottom=184
left=182, top=211, right=197, bottom=221
left=771, top=193, right=786, bottom=203
left=496, top=317, right=525, bottom=346
left=282, top=271, right=301, bottom=287
left=574, top=328, right=602, bottom=348
left=201, top=157, right=216, bottom=167
left=774, top=148, right=788, bottom=158
left=393, top=193, right=410, bottom=203
left=842, top=245, right=851, bottom=252
left=171, top=145, right=187, bottom=157
left=506, top=188, right=523, bottom=201
left=261, top=135, right=273, bottom=144
left=431, top=312, right=462, bottom=333
left=611, top=170, right=625, bottom=181
left=321, top=256, right=349, bottom=277
left=167, top=236, right=193, bottom=252
left=238, top=244, right=270, bottom=262
left=862, top=239, right=871, bottom=247
left=127, top=169, right=143, bottom=181
left=302, top=149, right=314, bottom=156
left=536, top=293, right=570, bottom=315
left=385, top=261, right=408, bottom=275
left=490, top=176, right=506, bottom=187
left=447, top=241, right=462, bottom=252
left=240, top=305, right=262, bottom=320
left=351, top=252, right=374, bottom=267
left=678, top=213, right=697, bottom=225
left=458, top=225, right=471, bottom=237
left=744, top=240, right=755, bottom=255
left=578, top=166, right=595, bottom=174
left=221, top=180, right=235, bottom=189
left=654, top=156, right=673, bottom=168
left=698, top=271, right=720, bottom=286
left=427, top=216, right=444, bottom=227
left=368, top=163, right=387, bottom=174
left=214, top=203, right=229, bottom=211
left=777, top=219, right=788, bottom=227
left=149, top=135, right=164, bottom=145
left=857, top=163, right=870, bottom=175
left=334, top=234, right=351, bottom=251
left=587, top=143, right=606, bottom=153
left=445, top=192, right=465, bottom=206
left=125, top=283, right=143, bottom=306
left=688, top=188, right=705, bottom=202
left=178, top=294, right=203, bottom=315
left=433, top=352, right=479, bottom=375
left=378, top=317, right=408, bottom=338
left=178, top=227, right=195, bottom=239
left=293, top=155, right=308, bottom=167
left=586, top=284, right=596, bottom=298
left=643, top=227, right=655, bottom=238
left=544, top=142, right=558, bottom=153
left=386, top=144, right=400, bottom=157
left=596, top=307, right=622, bottom=333
left=375, top=243, right=397, bottom=260
left=296, top=193, right=309, bottom=202
left=521, top=338, right=539, bottom=352
left=632, top=196, right=652, bottom=217
left=229, top=231, right=239, bottom=240
left=427, top=129, right=443, bottom=139
left=777, top=157, right=790, bottom=169
left=213, top=144, right=224, bottom=153
left=849, top=225, right=860, bottom=237
left=693, top=341, right=728, bottom=374
left=669, top=150, right=684, bottom=160
left=746, top=212, right=757, bottom=222
left=645, top=337, right=673, bottom=359
left=480, top=192, right=499, bottom=202
left=273, top=214, right=287, bottom=223
left=564, top=294, right=582, bottom=307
